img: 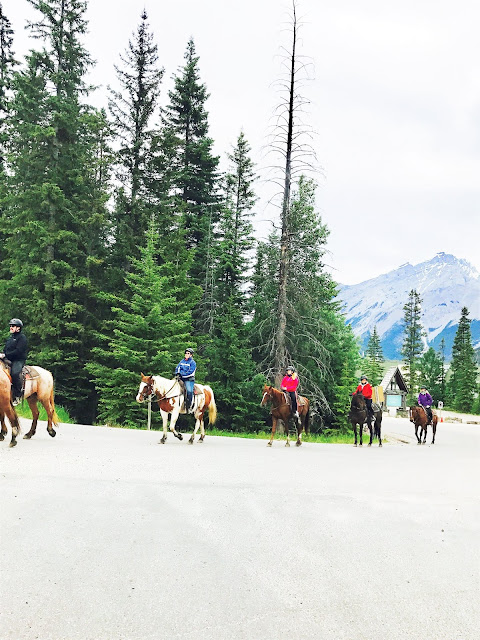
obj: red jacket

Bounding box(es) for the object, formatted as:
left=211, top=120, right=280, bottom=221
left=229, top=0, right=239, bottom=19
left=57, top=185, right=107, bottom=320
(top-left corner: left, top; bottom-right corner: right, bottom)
left=355, top=383, right=372, bottom=399
left=281, top=375, right=299, bottom=392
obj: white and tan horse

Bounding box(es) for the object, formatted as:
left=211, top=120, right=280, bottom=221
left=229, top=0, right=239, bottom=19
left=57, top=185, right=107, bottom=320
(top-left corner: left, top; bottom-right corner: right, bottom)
left=136, top=373, right=217, bottom=444
left=0, top=362, right=59, bottom=440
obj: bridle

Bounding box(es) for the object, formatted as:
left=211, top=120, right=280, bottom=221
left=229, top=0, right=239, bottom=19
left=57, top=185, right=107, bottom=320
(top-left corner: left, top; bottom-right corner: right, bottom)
left=141, top=378, right=182, bottom=402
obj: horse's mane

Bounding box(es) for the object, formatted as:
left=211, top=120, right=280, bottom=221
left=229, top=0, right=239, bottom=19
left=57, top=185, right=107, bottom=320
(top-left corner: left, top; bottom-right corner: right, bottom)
left=351, top=392, right=366, bottom=410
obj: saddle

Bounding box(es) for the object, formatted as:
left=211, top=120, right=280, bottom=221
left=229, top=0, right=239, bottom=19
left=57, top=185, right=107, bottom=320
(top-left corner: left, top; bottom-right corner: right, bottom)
left=282, top=392, right=305, bottom=408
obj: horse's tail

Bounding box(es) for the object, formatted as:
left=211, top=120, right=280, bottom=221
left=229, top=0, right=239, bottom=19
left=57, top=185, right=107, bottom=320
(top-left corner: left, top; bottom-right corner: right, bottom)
left=205, top=386, right=217, bottom=426
left=50, top=384, right=60, bottom=427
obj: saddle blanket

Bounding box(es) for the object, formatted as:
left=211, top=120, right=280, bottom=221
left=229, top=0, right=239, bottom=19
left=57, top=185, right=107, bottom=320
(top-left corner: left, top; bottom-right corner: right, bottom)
left=23, top=366, right=41, bottom=379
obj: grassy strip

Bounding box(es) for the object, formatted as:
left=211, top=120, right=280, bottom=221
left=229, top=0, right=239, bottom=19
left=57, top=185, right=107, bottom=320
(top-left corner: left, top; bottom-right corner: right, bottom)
left=206, top=427, right=357, bottom=444
left=15, top=402, right=74, bottom=424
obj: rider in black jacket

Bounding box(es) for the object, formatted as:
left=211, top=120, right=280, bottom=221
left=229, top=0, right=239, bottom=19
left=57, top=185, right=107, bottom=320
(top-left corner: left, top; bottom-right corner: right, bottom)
left=0, top=318, right=28, bottom=405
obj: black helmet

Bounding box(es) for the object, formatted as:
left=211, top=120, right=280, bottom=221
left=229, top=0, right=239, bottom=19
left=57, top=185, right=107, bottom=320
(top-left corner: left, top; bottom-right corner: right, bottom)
left=9, top=318, right=23, bottom=328
left=420, top=385, right=427, bottom=390
left=286, top=365, right=295, bottom=372
left=185, top=348, right=194, bottom=355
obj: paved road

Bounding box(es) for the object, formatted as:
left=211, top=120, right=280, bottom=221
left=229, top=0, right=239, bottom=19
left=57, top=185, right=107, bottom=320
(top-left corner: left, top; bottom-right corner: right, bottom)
left=1, top=416, right=479, bottom=640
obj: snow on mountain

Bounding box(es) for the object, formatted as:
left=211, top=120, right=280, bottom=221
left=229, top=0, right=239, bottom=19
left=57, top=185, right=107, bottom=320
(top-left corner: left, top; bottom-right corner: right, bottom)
left=337, top=253, right=480, bottom=359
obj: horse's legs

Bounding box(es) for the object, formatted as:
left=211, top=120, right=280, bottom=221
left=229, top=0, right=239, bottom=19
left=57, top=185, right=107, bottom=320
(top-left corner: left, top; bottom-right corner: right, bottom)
left=42, top=394, right=57, bottom=437
left=198, top=413, right=206, bottom=442
left=285, top=418, right=291, bottom=447
left=267, top=416, right=278, bottom=446
left=159, top=409, right=169, bottom=444
left=415, top=424, right=421, bottom=444
left=23, top=396, right=39, bottom=439
left=6, top=405, right=20, bottom=447
left=367, top=418, right=373, bottom=446
left=169, top=408, right=183, bottom=441
left=0, top=414, right=7, bottom=441
left=295, top=414, right=303, bottom=446
left=189, top=413, right=201, bottom=444
left=359, top=421, right=363, bottom=446
left=432, top=420, right=436, bottom=444
left=353, top=422, right=358, bottom=446
left=422, top=425, right=427, bottom=444
left=376, top=418, right=382, bottom=447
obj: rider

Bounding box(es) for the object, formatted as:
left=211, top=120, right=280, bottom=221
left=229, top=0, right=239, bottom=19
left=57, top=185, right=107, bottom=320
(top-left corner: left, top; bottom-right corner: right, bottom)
left=418, top=386, right=433, bottom=423
left=354, top=375, right=375, bottom=421
left=0, top=318, right=28, bottom=406
left=175, top=348, right=196, bottom=413
left=281, top=365, right=299, bottom=418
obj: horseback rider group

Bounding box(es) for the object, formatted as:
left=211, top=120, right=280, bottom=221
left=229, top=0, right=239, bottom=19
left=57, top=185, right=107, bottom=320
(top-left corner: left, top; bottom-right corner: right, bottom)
left=0, top=318, right=28, bottom=406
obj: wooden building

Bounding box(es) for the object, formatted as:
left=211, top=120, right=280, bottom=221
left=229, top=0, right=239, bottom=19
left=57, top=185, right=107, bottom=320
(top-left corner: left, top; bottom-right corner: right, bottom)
left=379, top=366, right=409, bottom=411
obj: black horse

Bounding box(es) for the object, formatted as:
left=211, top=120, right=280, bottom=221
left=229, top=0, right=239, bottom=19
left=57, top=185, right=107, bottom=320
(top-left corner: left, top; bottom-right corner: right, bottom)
left=348, top=392, right=382, bottom=447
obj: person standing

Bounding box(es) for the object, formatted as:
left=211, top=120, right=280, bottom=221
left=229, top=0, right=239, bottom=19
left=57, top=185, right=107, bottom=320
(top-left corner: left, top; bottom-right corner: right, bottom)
left=175, top=348, right=196, bottom=413
left=0, top=318, right=28, bottom=405
left=354, top=375, right=375, bottom=421
left=281, top=365, right=299, bottom=418
left=418, top=386, right=433, bottom=423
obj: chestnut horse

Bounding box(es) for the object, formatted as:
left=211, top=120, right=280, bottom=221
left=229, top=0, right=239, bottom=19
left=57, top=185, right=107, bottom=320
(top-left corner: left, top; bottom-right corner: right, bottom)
left=0, top=361, right=59, bottom=440
left=348, top=392, right=382, bottom=447
left=136, top=374, right=217, bottom=444
left=0, top=367, right=21, bottom=447
left=410, top=406, right=437, bottom=444
left=261, top=385, right=310, bottom=447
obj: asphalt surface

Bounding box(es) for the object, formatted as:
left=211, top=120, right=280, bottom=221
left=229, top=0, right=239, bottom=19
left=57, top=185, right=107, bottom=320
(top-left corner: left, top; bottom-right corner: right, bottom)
left=1, top=415, right=479, bottom=640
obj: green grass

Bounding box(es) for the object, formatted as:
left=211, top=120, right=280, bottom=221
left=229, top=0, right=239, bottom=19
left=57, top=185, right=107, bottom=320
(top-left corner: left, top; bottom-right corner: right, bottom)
left=206, top=427, right=357, bottom=444
left=15, top=402, right=74, bottom=424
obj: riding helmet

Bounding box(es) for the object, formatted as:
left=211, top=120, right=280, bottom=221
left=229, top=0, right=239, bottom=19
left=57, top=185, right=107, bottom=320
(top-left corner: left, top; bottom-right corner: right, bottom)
left=286, top=365, right=295, bottom=372
left=360, top=375, right=368, bottom=381
left=9, top=318, right=23, bottom=328
left=185, top=348, right=194, bottom=355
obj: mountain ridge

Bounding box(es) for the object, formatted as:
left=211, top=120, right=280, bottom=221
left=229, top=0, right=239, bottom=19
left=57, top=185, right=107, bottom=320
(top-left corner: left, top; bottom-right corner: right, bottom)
left=337, top=253, right=480, bottom=359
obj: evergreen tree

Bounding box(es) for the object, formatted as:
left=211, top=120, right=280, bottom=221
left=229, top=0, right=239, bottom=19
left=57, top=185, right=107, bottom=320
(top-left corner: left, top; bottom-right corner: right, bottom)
left=438, top=338, right=447, bottom=404
left=363, top=326, right=384, bottom=386
left=418, top=347, right=442, bottom=403
left=108, top=10, right=164, bottom=287
left=449, top=307, right=478, bottom=412
left=401, top=289, right=425, bottom=400
left=250, top=176, right=359, bottom=425
left=0, top=0, right=111, bottom=421
left=87, top=217, right=200, bottom=427
left=160, top=38, right=220, bottom=288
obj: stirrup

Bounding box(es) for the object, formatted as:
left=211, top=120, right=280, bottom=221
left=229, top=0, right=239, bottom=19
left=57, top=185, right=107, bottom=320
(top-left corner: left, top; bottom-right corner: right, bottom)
left=12, top=397, right=21, bottom=406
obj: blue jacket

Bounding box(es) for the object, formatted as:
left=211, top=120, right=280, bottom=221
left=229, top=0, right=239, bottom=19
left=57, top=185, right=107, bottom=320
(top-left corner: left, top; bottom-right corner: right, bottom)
left=175, top=358, right=196, bottom=380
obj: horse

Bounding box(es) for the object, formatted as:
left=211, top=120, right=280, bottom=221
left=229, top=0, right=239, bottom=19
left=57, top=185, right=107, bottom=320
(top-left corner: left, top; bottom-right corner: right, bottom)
left=0, top=361, right=59, bottom=440
left=410, top=406, right=437, bottom=444
left=348, top=392, right=382, bottom=447
left=0, top=367, right=21, bottom=447
left=261, top=384, right=310, bottom=447
left=136, top=373, right=217, bottom=444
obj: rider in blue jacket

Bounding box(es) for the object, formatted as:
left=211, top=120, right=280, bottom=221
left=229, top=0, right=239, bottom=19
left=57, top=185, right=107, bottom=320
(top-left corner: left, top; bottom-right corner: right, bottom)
left=175, top=348, right=196, bottom=413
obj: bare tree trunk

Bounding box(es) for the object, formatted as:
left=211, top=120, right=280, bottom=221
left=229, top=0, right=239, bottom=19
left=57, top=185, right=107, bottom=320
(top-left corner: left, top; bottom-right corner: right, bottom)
left=273, top=2, right=297, bottom=388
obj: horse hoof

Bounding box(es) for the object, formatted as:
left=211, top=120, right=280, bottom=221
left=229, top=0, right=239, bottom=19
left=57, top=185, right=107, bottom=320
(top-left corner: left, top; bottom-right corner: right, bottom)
left=23, top=434, right=32, bottom=439
left=379, top=443, right=382, bottom=447
left=48, top=430, right=56, bottom=438
left=354, top=444, right=357, bottom=447
left=296, top=440, right=302, bottom=447
left=9, top=440, right=17, bottom=448
left=368, top=443, right=371, bottom=447
left=188, top=439, right=194, bottom=445
left=285, top=442, right=290, bottom=447
left=267, top=442, right=272, bottom=447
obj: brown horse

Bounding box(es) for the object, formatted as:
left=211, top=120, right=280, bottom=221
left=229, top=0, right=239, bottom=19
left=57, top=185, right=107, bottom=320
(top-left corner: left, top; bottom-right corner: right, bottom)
left=348, top=392, right=382, bottom=447
left=261, top=385, right=310, bottom=447
left=136, top=374, right=217, bottom=444
left=0, top=361, right=59, bottom=440
left=0, top=367, right=21, bottom=447
left=410, top=406, right=437, bottom=444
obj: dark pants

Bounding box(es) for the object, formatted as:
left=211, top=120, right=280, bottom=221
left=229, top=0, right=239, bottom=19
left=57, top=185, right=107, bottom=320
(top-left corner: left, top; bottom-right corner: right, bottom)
left=288, top=391, right=297, bottom=413
left=183, top=379, right=194, bottom=410
left=11, top=360, right=25, bottom=398
left=423, top=406, right=433, bottom=422
left=365, top=398, right=374, bottom=419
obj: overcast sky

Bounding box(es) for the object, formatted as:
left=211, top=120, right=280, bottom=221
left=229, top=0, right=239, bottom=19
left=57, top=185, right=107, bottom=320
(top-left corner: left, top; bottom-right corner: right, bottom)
left=5, top=0, right=480, bottom=284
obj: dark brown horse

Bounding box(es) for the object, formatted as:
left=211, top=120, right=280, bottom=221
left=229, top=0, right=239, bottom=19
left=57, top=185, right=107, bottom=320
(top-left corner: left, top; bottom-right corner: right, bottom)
left=348, top=392, right=382, bottom=447
left=261, top=385, right=310, bottom=447
left=0, top=367, right=21, bottom=447
left=410, top=406, right=437, bottom=444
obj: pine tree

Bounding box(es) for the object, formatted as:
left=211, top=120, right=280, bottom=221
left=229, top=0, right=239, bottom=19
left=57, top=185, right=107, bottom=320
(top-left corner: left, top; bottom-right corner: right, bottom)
left=108, top=10, right=164, bottom=287
left=418, top=347, right=442, bottom=403
left=87, top=217, right=200, bottom=427
left=363, top=326, right=385, bottom=386
left=401, top=289, right=425, bottom=400
left=0, top=0, right=111, bottom=421
left=449, top=307, right=478, bottom=412
left=438, top=338, right=447, bottom=404
left=160, top=38, right=220, bottom=288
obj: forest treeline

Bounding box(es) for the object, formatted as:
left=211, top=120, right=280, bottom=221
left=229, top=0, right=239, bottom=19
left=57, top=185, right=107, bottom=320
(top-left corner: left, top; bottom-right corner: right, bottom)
left=0, top=2, right=477, bottom=428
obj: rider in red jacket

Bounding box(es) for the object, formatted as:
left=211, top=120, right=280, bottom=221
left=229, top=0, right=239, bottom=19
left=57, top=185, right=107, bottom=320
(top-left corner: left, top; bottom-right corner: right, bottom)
left=281, top=365, right=299, bottom=417
left=354, top=375, right=375, bottom=421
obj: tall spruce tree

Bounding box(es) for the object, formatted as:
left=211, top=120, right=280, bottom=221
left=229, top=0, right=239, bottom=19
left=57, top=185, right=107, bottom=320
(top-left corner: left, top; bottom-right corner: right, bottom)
left=108, top=10, right=164, bottom=288
left=160, top=38, right=220, bottom=289
left=401, top=289, right=425, bottom=399
left=0, top=0, right=110, bottom=421
left=438, top=338, right=447, bottom=403
left=363, top=326, right=384, bottom=386
left=87, top=216, right=200, bottom=427
left=418, top=347, right=442, bottom=403
left=449, top=307, right=478, bottom=412
left=250, top=176, right=359, bottom=424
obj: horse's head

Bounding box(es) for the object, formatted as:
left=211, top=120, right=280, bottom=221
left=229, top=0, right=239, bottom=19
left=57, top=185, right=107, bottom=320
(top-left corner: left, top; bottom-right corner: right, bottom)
left=409, top=406, right=419, bottom=423
left=136, top=373, right=155, bottom=403
left=261, top=385, right=274, bottom=406
left=351, top=392, right=366, bottom=411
